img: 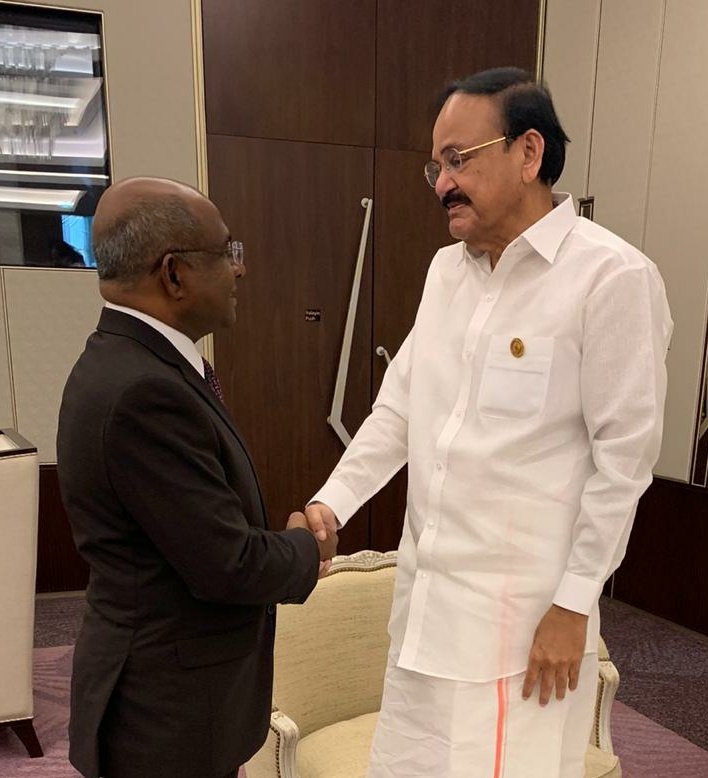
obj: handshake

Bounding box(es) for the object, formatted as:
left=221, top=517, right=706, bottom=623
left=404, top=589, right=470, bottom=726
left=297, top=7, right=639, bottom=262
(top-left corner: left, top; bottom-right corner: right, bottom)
left=286, top=502, right=339, bottom=577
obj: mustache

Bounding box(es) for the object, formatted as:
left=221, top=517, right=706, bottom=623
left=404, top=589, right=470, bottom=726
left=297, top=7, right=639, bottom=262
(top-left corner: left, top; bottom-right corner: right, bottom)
left=441, top=191, right=471, bottom=210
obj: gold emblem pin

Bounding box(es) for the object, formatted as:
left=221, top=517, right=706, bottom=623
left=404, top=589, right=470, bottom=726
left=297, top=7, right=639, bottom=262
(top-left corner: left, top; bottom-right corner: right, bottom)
left=510, top=337, right=525, bottom=358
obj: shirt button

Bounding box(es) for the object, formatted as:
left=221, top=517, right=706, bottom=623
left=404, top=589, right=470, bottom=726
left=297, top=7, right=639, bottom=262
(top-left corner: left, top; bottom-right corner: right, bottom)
left=455, top=410, right=462, bottom=418
left=427, top=521, right=435, bottom=528
left=465, top=350, right=472, bottom=359
left=436, top=462, right=443, bottom=471
left=485, top=294, right=494, bottom=302
left=419, top=571, right=428, bottom=579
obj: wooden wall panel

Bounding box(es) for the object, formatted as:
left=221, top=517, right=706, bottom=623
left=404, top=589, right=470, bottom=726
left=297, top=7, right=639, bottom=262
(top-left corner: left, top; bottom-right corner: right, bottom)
left=209, top=135, right=373, bottom=552
left=203, top=0, right=376, bottom=146
left=376, top=0, right=541, bottom=152
left=36, top=466, right=88, bottom=593
left=613, top=478, right=707, bottom=636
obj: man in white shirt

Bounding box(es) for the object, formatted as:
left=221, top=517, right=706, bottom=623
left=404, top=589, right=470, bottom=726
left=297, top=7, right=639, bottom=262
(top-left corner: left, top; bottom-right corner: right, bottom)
left=305, top=68, right=673, bottom=777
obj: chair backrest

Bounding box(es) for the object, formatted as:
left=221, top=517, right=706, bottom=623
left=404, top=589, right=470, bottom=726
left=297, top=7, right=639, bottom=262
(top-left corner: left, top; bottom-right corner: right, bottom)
left=0, top=431, right=39, bottom=723
left=273, top=551, right=396, bottom=739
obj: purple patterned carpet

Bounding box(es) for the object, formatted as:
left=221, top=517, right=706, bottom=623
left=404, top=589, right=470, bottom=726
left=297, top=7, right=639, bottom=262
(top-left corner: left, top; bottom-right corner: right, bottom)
left=1, top=644, right=707, bottom=777
left=0, top=646, right=246, bottom=777
left=612, top=700, right=708, bottom=777
left=600, top=596, right=708, bottom=751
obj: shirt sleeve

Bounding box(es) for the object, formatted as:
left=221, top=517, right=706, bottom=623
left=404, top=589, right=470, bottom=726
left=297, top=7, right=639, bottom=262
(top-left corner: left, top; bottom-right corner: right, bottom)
left=553, top=263, right=673, bottom=614
left=310, top=329, right=414, bottom=527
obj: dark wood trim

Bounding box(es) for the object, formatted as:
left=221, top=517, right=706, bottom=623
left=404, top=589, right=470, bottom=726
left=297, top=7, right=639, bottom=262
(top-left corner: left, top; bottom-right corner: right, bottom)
left=1, top=718, right=43, bottom=758
left=693, top=430, right=708, bottom=486
left=689, top=321, right=708, bottom=485
left=37, top=465, right=89, bottom=593
left=612, top=477, right=708, bottom=636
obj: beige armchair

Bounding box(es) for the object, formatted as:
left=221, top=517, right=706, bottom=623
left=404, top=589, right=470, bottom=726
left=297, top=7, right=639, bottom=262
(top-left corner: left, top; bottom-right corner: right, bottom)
left=246, top=550, right=621, bottom=778
left=0, top=429, right=43, bottom=758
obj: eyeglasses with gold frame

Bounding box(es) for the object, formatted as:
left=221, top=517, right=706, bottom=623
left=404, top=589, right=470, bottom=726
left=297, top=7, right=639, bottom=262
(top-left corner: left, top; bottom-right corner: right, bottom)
left=424, top=136, right=508, bottom=187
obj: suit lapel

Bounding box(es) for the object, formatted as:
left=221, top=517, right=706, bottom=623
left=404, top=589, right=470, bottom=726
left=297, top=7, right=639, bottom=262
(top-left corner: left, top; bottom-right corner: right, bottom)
left=96, top=308, right=270, bottom=529
left=96, top=309, right=246, bottom=452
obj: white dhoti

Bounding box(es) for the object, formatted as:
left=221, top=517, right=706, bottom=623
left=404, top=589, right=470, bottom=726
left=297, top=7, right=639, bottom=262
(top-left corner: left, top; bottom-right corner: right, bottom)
left=367, top=651, right=598, bottom=778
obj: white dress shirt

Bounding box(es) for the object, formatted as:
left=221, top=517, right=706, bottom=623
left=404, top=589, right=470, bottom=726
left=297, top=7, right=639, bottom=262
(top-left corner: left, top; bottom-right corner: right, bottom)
left=313, top=193, right=673, bottom=682
left=104, top=302, right=205, bottom=378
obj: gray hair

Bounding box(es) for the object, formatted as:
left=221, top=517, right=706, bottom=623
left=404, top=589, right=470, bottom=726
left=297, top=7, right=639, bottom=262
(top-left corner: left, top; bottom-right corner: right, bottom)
left=93, top=196, right=202, bottom=283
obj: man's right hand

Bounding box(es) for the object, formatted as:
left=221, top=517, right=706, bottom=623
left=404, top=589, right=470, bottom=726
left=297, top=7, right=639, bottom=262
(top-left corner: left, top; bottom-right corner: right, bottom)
left=317, top=527, right=338, bottom=562
left=304, top=502, right=338, bottom=542
left=287, top=509, right=338, bottom=562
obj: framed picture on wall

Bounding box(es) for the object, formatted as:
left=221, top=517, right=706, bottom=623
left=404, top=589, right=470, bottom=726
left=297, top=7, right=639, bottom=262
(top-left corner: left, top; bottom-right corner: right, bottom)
left=0, top=2, right=111, bottom=269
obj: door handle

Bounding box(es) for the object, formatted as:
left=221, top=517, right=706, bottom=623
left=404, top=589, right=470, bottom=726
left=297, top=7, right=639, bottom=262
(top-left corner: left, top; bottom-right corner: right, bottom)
left=327, top=197, right=373, bottom=448
left=375, top=345, right=392, bottom=365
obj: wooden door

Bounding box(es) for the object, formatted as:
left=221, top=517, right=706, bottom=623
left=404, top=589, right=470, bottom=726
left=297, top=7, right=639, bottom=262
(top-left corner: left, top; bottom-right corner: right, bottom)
left=208, top=135, right=373, bottom=551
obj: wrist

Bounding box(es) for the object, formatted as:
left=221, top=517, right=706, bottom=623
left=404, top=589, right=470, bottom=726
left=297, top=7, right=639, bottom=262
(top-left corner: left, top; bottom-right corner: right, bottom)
left=551, top=604, right=589, bottom=622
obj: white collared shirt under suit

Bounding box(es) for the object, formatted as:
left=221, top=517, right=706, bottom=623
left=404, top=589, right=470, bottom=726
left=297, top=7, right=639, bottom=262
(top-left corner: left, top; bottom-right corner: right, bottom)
left=312, top=193, right=673, bottom=777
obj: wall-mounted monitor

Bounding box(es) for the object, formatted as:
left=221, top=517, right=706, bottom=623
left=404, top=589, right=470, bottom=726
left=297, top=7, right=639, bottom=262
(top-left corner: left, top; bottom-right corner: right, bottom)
left=0, top=3, right=110, bottom=269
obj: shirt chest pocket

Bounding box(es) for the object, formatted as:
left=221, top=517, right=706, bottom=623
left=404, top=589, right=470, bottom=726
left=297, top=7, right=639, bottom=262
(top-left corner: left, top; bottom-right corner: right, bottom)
left=477, top=335, right=554, bottom=419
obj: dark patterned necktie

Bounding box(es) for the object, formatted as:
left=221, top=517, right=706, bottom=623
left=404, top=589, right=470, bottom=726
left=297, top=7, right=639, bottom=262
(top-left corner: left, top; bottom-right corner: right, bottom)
left=202, top=357, right=225, bottom=403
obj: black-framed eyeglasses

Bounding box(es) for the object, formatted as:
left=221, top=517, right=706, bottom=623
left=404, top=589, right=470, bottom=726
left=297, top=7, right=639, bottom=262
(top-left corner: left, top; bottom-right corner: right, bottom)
left=424, top=136, right=508, bottom=188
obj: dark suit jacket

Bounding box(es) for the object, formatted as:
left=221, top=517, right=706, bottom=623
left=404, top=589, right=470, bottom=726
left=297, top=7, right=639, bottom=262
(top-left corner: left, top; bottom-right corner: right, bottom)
left=57, top=309, right=320, bottom=778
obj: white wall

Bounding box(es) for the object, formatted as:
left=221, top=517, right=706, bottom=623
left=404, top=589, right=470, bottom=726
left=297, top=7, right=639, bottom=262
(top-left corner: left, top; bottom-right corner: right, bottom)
left=0, top=0, right=205, bottom=462
left=543, top=0, right=601, bottom=200
left=642, top=0, right=708, bottom=481
left=544, top=0, right=708, bottom=482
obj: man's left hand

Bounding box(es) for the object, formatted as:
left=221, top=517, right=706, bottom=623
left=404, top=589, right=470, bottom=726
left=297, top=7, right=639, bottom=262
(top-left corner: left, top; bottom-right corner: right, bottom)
left=522, top=604, right=589, bottom=706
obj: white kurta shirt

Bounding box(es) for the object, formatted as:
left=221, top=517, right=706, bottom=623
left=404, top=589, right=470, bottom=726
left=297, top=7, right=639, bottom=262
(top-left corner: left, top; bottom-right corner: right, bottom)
left=313, top=193, right=673, bottom=682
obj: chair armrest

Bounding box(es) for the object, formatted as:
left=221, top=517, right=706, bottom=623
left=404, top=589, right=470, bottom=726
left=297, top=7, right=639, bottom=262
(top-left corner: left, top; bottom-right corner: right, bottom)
left=593, top=657, right=620, bottom=754
left=245, top=707, right=300, bottom=778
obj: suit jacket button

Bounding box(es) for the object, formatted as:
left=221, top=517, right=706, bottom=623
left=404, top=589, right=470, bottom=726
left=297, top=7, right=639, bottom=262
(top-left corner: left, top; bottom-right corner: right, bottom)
left=267, top=604, right=276, bottom=615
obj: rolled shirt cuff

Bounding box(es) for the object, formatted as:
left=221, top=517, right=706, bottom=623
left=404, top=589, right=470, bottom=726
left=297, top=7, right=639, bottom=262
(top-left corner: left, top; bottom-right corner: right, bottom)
left=553, top=572, right=603, bottom=615
left=308, top=479, right=362, bottom=529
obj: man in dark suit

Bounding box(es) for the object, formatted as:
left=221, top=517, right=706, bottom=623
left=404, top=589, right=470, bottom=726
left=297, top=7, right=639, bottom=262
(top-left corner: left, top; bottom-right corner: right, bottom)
left=57, top=177, right=337, bottom=778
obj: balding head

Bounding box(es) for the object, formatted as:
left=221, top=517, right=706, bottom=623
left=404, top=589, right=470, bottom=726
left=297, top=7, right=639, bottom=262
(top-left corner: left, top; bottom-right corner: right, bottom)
left=93, top=177, right=241, bottom=341
left=93, top=177, right=207, bottom=285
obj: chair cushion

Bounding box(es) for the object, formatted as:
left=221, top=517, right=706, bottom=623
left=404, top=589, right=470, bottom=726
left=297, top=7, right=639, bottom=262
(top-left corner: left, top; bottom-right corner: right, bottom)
left=297, top=711, right=377, bottom=778
left=275, top=566, right=395, bottom=739
left=297, top=712, right=621, bottom=778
